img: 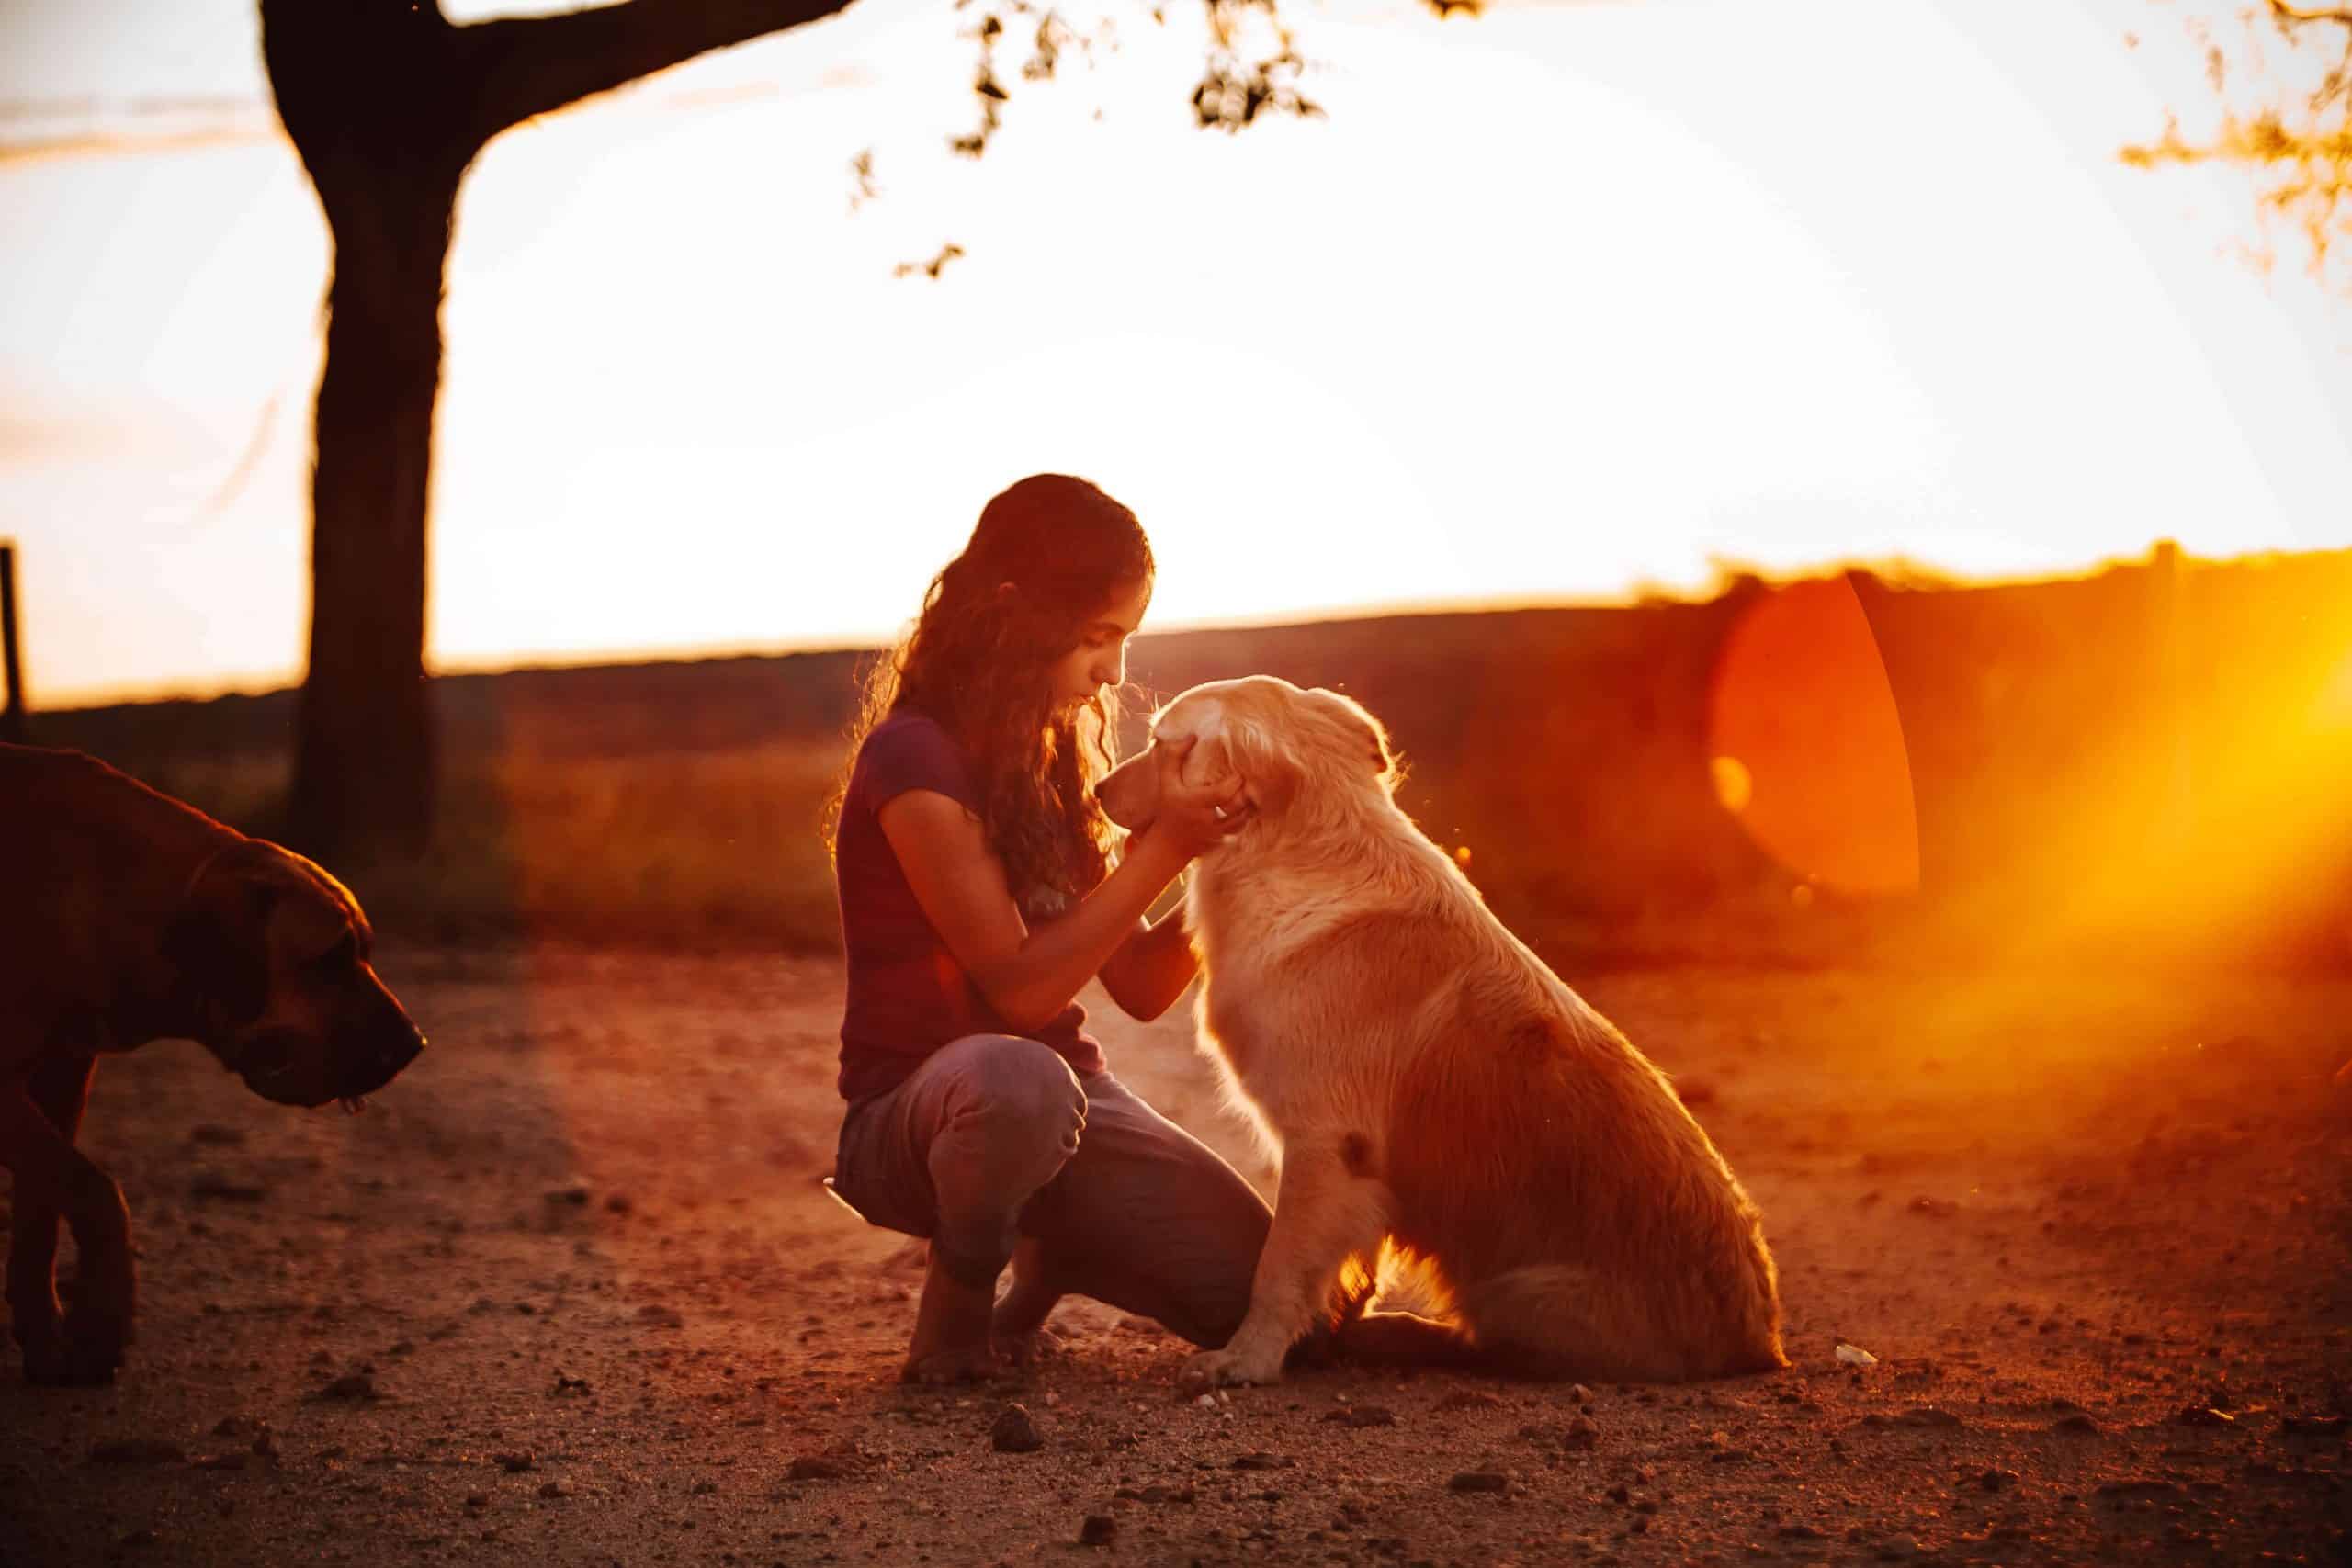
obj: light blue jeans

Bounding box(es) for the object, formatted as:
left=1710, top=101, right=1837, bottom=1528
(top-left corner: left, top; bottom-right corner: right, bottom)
left=831, top=1033, right=1271, bottom=1348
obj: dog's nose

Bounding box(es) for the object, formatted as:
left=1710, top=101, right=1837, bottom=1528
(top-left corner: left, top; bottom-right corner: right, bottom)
left=368, top=1023, right=424, bottom=1080
left=343, top=1026, right=423, bottom=1100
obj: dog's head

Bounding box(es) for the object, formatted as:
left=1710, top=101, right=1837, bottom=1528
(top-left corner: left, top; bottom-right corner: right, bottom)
left=1096, top=676, right=1396, bottom=838
left=162, top=840, right=425, bottom=1111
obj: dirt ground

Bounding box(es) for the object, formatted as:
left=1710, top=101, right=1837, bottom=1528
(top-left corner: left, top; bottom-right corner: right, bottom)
left=3, top=947, right=2348, bottom=1568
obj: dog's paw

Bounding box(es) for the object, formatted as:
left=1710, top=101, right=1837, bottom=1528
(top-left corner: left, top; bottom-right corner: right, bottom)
left=1179, top=1346, right=1285, bottom=1393
left=21, top=1314, right=123, bottom=1388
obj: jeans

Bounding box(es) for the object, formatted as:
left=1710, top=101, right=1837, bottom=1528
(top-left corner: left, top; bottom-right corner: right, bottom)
left=831, top=1033, right=1272, bottom=1348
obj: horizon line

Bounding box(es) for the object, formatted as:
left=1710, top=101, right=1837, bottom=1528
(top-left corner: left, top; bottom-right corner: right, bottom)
left=19, top=536, right=2315, bottom=716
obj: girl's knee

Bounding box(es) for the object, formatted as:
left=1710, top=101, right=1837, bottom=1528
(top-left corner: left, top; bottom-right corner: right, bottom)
left=953, top=1035, right=1086, bottom=1148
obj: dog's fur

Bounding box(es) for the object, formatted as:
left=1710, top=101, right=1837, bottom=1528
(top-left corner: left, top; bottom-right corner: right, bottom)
left=1096, top=679, right=1785, bottom=1388
left=0, top=744, right=424, bottom=1384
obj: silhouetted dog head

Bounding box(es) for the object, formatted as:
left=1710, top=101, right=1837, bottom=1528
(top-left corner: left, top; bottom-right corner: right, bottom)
left=162, top=840, right=424, bottom=1111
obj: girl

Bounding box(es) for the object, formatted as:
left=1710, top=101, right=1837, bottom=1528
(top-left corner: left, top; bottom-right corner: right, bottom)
left=827, top=473, right=1263, bottom=1382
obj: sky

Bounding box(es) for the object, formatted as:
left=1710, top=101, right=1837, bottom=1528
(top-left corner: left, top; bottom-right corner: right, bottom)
left=2, top=0, right=2348, bottom=705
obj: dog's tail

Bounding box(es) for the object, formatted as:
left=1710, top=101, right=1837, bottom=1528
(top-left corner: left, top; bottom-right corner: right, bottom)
left=1331, top=1250, right=1381, bottom=1326
left=1288, top=1240, right=1441, bottom=1370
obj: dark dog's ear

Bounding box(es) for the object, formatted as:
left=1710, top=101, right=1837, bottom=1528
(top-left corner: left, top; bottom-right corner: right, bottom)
left=163, top=852, right=281, bottom=1028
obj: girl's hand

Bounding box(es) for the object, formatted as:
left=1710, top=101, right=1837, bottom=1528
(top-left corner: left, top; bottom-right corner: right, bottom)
left=1141, top=737, right=1251, bottom=863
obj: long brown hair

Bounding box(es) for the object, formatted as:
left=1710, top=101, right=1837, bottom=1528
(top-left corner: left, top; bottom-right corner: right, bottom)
left=831, top=475, right=1154, bottom=913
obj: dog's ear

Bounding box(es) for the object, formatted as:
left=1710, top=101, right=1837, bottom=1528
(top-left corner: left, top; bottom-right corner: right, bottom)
left=1310, top=689, right=1397, bottom=786
left=162, top=845, right=283, bottom=1027
left=1217, top=707, right=1301, bottom=818
left=1182, top=727, right=1238, bottom=791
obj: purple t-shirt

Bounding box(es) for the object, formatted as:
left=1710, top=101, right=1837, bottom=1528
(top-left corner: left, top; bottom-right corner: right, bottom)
left=832, top=707, right=1103, bottom=1101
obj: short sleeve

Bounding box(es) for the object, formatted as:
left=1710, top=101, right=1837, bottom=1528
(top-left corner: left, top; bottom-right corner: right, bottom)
left=853, top=712, right=979, bottom=818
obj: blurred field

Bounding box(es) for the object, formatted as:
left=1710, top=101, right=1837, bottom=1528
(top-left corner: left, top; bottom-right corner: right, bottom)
left=107, top=741, right=850, bottom=950
left=27, top=544, right=2352, bottom=971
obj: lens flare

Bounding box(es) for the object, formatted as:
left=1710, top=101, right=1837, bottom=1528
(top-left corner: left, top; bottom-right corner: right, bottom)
left=1705, top=577, right=1920, bottom=898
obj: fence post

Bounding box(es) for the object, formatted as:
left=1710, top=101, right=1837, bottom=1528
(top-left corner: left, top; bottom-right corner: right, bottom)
left=1, top=541, right=26, bottom=745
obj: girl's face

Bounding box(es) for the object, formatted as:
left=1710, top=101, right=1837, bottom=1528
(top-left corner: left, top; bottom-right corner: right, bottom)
left=1046, top=577, right=1151, bottom=712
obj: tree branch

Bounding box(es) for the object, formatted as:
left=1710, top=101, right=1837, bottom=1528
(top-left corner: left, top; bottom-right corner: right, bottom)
left=2270, top=0, right=2352, bottom=31
left=459, top=0, right=861, bottom=144
left=261, top=0, right=467, bottom=179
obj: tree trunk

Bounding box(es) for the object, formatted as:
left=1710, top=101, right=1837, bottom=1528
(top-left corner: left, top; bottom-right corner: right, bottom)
left=265, top=0, right=473, bottom=862
left=259, top=0, right=862, bottom=858
left=288, top=165, right=462, bottom=857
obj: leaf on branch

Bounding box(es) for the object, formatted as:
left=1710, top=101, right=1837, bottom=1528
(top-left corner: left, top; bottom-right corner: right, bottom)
left=953, top=18, right=1011, bottom=157
left=1022, top=12, right=1071, bottom=82
left=848, top=148, right=878, bottom=213
left=1191, top=48, right=1319, bottom=133
left=892, top=243, right=966, bottom=280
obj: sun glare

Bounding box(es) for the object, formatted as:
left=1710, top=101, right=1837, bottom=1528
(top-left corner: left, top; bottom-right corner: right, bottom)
left=1703, top=577, right=1922, bottom=899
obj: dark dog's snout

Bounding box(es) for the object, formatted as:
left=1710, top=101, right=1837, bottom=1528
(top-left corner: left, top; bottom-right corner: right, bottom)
left=377, top=1020, right=425, bottom=1076
left=341, top=1018, right=424, bottom=1099
left=381, top=1025, right=424, bottom=1077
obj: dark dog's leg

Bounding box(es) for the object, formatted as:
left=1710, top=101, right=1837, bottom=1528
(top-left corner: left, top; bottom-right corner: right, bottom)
left=35, top=1054, right=124, bottom=1378
left=4, top=1054, right=128, bottom=1385
left=3, top=1065, right=70, bottom=1375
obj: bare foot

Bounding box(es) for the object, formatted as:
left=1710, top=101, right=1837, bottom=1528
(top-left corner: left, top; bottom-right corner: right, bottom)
left=899, top=1252, right=1000, bottom=1385
left=989, top=1237, right=1062, bottom=1368
left=901, top=1342, right=1003, bottom=1384
left=997, top=1322, right=1069, bottom=1371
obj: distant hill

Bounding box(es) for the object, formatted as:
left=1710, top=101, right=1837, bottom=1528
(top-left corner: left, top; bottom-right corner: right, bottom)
left=22, top=547, right=2352, bottom=970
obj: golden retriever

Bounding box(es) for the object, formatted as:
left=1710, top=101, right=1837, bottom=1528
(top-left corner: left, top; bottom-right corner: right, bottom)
left=1094, top=677, right=1786, bottom=1389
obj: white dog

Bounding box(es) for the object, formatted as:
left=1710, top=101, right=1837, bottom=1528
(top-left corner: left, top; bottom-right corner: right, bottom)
left=1095, top=677, right=1786, bottom=1389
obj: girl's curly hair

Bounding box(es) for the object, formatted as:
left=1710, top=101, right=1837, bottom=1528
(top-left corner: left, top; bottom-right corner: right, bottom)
left=831, top=475, right=1154, bottom=914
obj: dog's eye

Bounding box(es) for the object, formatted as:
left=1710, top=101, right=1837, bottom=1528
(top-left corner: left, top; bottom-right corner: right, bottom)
left=308, top=934, right=358, bottom=975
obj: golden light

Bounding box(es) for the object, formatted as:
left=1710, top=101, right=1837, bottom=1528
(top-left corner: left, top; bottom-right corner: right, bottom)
left=1709, top=754, right=1754, bottom=816
left=1704, top=577, right=1920, bottom=898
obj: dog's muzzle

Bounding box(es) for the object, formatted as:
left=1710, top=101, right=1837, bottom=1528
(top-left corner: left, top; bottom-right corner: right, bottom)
left=337, top=1021, right=425, bottom=1107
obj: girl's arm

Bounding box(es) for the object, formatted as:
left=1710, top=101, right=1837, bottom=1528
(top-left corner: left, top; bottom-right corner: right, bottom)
left=1097, top=906, right=1202, bottom=1022
left=879, top=739, right=1240, bottom=1033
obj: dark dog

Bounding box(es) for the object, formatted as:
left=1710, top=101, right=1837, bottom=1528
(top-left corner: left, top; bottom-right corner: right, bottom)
left=1, top=744, right=425, bottom=1384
